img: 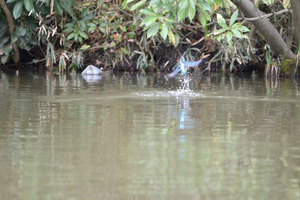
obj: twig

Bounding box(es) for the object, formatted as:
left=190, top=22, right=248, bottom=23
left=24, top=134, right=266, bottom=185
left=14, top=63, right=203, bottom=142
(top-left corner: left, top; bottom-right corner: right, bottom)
left=192, top=37, right=204, bottom=46
left=243, top=9, right=291, bottom=21
left=204, top=50, right=222, bottom=72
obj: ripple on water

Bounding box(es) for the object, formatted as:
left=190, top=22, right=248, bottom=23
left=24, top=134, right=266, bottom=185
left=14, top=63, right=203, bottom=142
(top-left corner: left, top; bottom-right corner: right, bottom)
left=132, top=88, right=204, bottom=98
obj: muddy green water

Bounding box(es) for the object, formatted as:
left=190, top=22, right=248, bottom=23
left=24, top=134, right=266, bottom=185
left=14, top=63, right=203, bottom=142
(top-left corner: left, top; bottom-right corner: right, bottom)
left=1, top=71, right=300, bottom=199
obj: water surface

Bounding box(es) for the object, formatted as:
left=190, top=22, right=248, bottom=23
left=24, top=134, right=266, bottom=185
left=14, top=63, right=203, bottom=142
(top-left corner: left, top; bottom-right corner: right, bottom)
left=1, top=71, right=300, bottom=199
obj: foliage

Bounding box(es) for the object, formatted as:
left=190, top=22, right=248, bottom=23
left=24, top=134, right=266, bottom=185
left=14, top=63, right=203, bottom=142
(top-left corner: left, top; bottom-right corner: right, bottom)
left=211, top=10, right=250, bottom=71
left=64, top=7, right=96, bottom=44
left=265, top=44, right=279, bottom=77
left=123, top=0, right=214, bottom=46
left=0, top=0, right=69, bottom=64
left=212, top=10, right=250, bottom=47
left=121, top=0, right=253, bottom=72
left=0, top=0, right=299, bottom=76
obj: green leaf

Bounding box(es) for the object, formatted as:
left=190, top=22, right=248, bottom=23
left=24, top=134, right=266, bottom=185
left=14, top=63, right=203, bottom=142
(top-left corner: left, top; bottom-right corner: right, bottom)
left=130, top=0, right=146, bottom=11
left=0, top=25, right=8, bottom=38
left=128, top=32, right=135, bottom=39
left=125, top=0, right=135, bottom=4
left=142, top=16, right=158, bottom=26
left=54, top=0, right=63, bottom=15
left=15, top=26, right=27, bottom=36
left=231, top=22, right=241, bottom=28
left=147, top=22, right=159, bottom=38
left=164, top=18, right=174, bottom=23
left=217, top=13, right=227, bottom=28
left=78, top=37, right=83, bottom=44
left=198, top=5, right=211, bottom=21
left=3, top=43, right=13, bottom=55
left=213, top=27, right=228, bottom=35
left=0, top=37, right=9, bottom=47
left=80, top=44, right=91, bottom=50
left=226, top=32, right=233, bottom=43
left=143, top=24, right=151, bottom=31
left=140, top=8, right=157, bottom=16
left=189, top=0, right=196, bottom=9
left=231, top=29, right=242, bottom=38
left=99, top=27, right=105, bottom=34
left=74, top=33, right=78, bottom=42
left=160, top=23, right=168, bottom=40
left=262, top=0, right=275, bottom=5
left=178, top=0, right=189, bottom=8
left=238, top=26, right=250, bottom=32
left=168, top=29, right=175, bottom=45
left=149, top=0, right=160, bottom=7
left=78, top=21, right=86, bottom=31
left=79, top=31, right=89, bottom=39
left=214, top=0, right=223, bottom=7
left=199, top=15, right=207, bottom=27
left=198, top=1, right=211, bottom=11
left=178, top=6, right=188, bottom=21
left=174, top=33, right=180, bottom=47
left=188, top=6, right=196, bottom=21
left=11, top=31, right=18, bottom=43
left=229, top=10, right=239, bottom=26
left=24, top=0, right=34, bottom=12
left=266, top=47, right=272, bottom=64
left=88, top=23, right=97, bottom=32
left=1, top=55, right=10, bottom=64
left=88, top=23, right=96, bottom=27
left=88, top=27, right=96, bottom=32
left=13, top=2, right=23, bottom=19
left=60, top=0, right=73, bottom=15
left=65, top=23, right=74, bottom=28
left=121, top=26, right=127, bottom=32
left=67, top=33, right=75, bottom=40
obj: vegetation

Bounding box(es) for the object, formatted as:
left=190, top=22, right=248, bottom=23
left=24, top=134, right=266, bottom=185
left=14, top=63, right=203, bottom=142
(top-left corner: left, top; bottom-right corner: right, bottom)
left=0, top=0, right=299, bottom=76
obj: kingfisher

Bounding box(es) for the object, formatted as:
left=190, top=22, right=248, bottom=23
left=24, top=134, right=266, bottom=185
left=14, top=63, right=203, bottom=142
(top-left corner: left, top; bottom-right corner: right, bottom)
left=168, top=55, right=203, bottom=77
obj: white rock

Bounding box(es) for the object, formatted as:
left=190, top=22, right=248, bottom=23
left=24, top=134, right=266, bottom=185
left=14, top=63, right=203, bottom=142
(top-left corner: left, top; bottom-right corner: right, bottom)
left=81, top=65, right=102, bottom=75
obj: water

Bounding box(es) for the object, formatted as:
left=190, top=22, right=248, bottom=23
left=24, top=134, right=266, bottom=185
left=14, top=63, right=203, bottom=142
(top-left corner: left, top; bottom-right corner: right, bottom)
left=1, top=71, right=300, bottom=199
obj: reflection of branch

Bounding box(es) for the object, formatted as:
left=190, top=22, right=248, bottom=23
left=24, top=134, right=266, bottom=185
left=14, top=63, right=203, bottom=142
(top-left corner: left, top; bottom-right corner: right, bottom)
left=0, top=0, right=20, bottom=66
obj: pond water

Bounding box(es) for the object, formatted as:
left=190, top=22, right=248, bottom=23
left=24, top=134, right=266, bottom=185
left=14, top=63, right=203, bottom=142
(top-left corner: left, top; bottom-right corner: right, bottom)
left=1, top=70, right=300, bottom=199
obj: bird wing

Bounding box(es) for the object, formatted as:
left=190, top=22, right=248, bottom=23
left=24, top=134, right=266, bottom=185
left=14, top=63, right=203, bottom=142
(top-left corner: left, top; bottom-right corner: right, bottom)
left=185, top=59, right=202, bottom=68
left=168, top=57, right=202, bottom=77
left=168, top=64, right=181, bottom=77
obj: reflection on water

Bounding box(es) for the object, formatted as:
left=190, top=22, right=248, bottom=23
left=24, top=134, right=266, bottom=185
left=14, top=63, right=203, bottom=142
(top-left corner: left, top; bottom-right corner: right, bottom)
left=82, top=74, right=102, bottom=84
left=1, top=71, right=300, bottom=199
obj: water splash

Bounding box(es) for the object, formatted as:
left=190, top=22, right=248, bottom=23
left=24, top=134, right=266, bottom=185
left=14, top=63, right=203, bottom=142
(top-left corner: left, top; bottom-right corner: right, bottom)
left=133, top=74, right=203, bottom=97
left=174, top=75, right=193, bottom=95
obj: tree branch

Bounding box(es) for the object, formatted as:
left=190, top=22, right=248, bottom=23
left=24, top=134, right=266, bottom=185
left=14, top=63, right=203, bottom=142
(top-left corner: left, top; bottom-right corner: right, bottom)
left=291, top=0, right=300, bottom=51
left=0, top=0, right=20, bottom=65
left=243, top=9, right=291, bottom=21
left=231, top=0, right=296, bottom=59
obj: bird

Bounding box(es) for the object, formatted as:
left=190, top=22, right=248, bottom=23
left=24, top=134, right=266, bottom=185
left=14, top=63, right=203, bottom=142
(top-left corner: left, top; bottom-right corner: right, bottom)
left=81, top=65, right=102, bottom=75
left=168, top=55, right=203, bottom=77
